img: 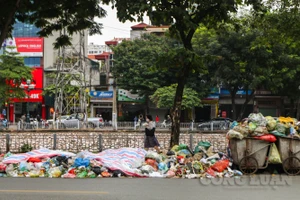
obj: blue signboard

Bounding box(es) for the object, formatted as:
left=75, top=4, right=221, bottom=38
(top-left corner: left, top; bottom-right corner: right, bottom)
left=220, top=89, right=252, bottom=95
left=90, top=91, right=113, bottom=98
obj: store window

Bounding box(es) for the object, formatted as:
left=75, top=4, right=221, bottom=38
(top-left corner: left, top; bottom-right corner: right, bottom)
left=24, top=57, right=41, bottom=67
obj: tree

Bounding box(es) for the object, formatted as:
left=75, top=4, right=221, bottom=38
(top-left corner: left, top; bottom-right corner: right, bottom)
left=0, top=0, right=108, bottom=48
left=110, top=0, right=263, bottom=147
left=255, top=10, right=300, bottom=118
left=112, top=34, right=176, bottom=97
left=113, top=34, right=210, bottom=115
left=206, top=14, right=300, bottom=120
left=0, top=48, right=32, bottom=105
left=150, top=84, right=201, bottom=110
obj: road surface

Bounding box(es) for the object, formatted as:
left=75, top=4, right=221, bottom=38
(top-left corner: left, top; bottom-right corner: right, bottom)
left=0, top=176, right=298, bottom=200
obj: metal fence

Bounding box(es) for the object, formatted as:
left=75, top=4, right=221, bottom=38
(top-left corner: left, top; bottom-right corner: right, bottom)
left=2, top=121, right=228, bottom=132
left=0, top=132, right=227, bottom=154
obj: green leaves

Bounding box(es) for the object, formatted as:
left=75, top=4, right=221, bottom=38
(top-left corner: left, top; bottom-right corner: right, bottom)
left=0, top=50, right=32, bottom=104
left=0, top=0, right=108, bottom=49
left=150, top=84, right=201, bottom=110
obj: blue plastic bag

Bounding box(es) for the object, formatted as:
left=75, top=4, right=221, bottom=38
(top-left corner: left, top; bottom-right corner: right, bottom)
left=74, top=158, right=90, bottom=167
left=230, top=121, right=239, bottom=129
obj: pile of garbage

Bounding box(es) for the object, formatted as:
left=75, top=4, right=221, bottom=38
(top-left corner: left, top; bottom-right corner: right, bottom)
left=227, top=113, right=300, bottom=141
left=0, top=144, right=242, bottom=179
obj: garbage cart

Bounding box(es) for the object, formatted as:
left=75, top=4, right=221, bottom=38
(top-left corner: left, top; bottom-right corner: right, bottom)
left=277, top=136, right=300, bottom=175
left=229, top=138, right=272, bottom=175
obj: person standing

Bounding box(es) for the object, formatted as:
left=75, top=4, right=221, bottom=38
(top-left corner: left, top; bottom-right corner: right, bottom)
left=143, top=115, right=160, bottom=153
left=155, top=115, right=159, bottom=123
left=134, top=116, right=138, bottom=128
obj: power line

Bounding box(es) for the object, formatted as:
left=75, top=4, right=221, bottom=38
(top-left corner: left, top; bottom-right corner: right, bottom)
left=102, top=25, right=131, bottom=33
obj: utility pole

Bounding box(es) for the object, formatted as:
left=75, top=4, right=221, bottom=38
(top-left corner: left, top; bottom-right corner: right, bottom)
left=112, top=80, right=117, bottom=130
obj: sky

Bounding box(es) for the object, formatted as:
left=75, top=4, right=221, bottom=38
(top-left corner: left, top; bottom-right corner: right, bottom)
left=88, top=4, right=150, bottom=45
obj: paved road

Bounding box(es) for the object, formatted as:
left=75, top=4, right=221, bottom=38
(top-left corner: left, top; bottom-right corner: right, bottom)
left=0, top=176, right=298, bottom=200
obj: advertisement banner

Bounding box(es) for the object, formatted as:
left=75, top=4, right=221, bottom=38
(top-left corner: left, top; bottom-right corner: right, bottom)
left=90, top=91, right=113, bottom=98
left=13, top=68, right=43, bottom=102
left=118, top=89, right=145, bottom=103
left=4, top=37, right=43, bottom=56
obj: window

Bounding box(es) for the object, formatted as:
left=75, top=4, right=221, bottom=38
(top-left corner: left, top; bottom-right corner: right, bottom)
left=13, top=22, right=40, bottom=37
left=24, top=57, right=41, bottom=67
left=100, top=74, right=107, bottom=85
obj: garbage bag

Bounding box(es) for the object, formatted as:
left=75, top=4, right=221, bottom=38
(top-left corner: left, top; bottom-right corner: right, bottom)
left=269, top=130, right=286, bottom=137
left=233, top=125, right=249, bottom=137
left=248, top=122, right=257, bottom=133
left=290, top=127, right=297, bottom=136
left=212, top=160, right=230, bottom=172
left=166, top=170, right=175, bottom=178
left=140, top=165, right=156, bottom=174
left=206, top=167, right=216, bottom=177
left=166, top=150, right=175, bottom=156
left=0, top=164, right=6, bottom=172
left=62, top=173, right=76, bottom=178
left=49, top=167, right=62, bottom=178
left=91, top=166, right=101, bottom=175
left=19, top=161, right=28, bottom=171
left=158, top=162, right=168, bottom=172
left=101, top=171, right=111, bottom=177
left=171, top=145, right=179, bottom=152
left=230, top=121, right=239, bottom=129
left=227, top=129, right=244, bottom=140
left=56, top=156, right=68, bottom=166
left=276, top=123, right=286, bottom=134
left=77, top=171, right=88, bottom=178
left=253, top=126, right=268, bottom=136
left=27, top=157, right=42, bottom=163
left=254, top=134, right=277, bottom=143
left=178, top=144, right=188, bottom=150
left=177, top=149, right=191, bottom=157
left=198, top=141, right=211, bottom=150
left=268, top=143, right=282, bottom=164
left=265, top=116, right=277, bottom=131
left=145, top=151, right=161, bottom=163
left=29, top=170, right=39, bottom=178
left=112, top=170, right=126, bottom=177
left=145, top=158, right=158, bottom=171
left=248, top=113, right=267, bottom=126
left=87, top=171, right=97, bottom=178
left=74, top=158, right=90, bottom=168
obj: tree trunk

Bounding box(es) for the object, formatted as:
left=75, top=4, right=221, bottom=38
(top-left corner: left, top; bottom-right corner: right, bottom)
left=237, top=90, right=255, bottom=121
left=170, top=75, right=187, bottom=147
left=0, top=0, right=21, bottom=49
left=145, top=95, right=150, bottom=115
left=231, top=94, right=237, bottom=120
left=297, top=98, right=300, bottom=120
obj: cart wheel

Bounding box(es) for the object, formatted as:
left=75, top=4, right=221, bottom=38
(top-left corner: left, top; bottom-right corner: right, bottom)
left=239, top=156, right=258, bottom=175
left=283, top=156, right=300, bottom=175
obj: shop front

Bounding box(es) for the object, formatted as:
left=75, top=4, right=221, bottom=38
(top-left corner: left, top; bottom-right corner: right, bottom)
left=90, top=91, right=113, bottom=122
left=118, top=89, right=146, bottom=121
left=9, top=68, right=45, bottom=123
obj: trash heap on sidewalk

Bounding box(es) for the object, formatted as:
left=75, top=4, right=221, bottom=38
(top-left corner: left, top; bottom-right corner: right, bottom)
left=0, top=143, right=242, bottom=178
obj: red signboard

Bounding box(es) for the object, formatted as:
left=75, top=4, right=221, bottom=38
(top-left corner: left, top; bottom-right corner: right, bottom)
left=5, top=37, right=43, bottom=56
left=13, top=68, right=43, bottom=102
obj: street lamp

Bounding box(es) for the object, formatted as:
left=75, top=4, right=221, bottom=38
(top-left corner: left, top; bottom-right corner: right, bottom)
left=20, top=79, right=34, bottom=123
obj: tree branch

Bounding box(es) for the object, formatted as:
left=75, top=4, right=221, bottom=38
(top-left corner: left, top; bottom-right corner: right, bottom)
left=0, top=0, right=21, bottom=49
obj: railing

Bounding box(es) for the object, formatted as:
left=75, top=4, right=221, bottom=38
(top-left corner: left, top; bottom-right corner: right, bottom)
left=1, top=121, right=229, bottom=132
left=0, top=132, right=227, bottom=154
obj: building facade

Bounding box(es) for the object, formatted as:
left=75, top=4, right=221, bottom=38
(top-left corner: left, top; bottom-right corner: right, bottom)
left=4, top=22, right=45, bottom=122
